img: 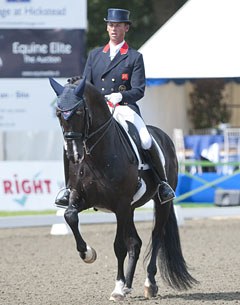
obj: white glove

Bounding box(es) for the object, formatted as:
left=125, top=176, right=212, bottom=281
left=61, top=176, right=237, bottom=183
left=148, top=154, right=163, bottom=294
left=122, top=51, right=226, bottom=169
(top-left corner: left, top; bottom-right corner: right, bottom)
left=105, top=93, right=122, bottom=105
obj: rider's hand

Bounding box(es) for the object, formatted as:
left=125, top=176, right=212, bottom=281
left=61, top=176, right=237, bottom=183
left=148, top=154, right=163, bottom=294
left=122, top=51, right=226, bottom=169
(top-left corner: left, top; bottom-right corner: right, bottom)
left=105, top=93, right=122, bottom=105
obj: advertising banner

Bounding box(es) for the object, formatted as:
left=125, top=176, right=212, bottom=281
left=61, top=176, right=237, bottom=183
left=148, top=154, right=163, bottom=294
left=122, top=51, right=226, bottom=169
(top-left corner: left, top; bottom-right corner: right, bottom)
left=0, top=0, right=86, bottom=131
left=0, top=78, right=65, bottom=130
left=0, top=29, right=85, bottom=77
left=0, top=0, right=87, bottom=29
left=0, top=0, right=86, bottom=132
left=0, top=161, right=64, bottom=211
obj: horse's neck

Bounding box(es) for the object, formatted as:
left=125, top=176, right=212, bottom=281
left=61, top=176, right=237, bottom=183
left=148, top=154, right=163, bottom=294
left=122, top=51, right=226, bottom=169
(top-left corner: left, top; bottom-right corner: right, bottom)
left=88, top=120, right=123, bottom=162
left=86, top=95, right=124, bottom=157
left=88, top=98, right=113, bottom=132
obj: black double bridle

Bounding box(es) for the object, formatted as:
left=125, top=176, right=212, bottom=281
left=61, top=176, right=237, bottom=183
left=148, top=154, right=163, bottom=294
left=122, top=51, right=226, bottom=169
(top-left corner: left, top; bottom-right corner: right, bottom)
left=59, top=98, right=115, bottom=155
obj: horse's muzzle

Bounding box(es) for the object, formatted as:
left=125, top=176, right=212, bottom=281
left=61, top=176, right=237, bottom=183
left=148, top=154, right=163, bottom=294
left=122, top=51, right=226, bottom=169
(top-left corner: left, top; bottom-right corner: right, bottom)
left=66, top=151, right=82, bottom=164
left=64, top=136, right=83, bottom=164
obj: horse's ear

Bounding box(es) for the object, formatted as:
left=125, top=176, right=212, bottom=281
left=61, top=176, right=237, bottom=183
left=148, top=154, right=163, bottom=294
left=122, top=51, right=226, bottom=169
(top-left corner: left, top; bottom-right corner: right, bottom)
left=74, top=76, right=86, bottom=98
left=49, top=78, right=64, bottom=96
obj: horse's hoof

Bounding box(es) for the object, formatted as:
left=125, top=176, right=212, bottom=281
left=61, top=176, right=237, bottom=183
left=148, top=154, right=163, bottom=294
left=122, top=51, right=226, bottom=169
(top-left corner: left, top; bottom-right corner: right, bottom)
left=80, top=245, right=97, bottom=263
left=144, top=284, right=158, bottom=298
left=109, top=293, right=125, bottom=302
left=144, top=278, right=158, bottom=298
left=110, top=280, right=125, bottom=301
left=123, top=286, right=133, bottom=295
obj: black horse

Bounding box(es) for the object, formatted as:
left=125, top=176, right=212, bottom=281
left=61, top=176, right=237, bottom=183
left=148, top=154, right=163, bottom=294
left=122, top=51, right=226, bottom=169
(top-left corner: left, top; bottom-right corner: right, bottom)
left=49, top=77, right=198, bottom=301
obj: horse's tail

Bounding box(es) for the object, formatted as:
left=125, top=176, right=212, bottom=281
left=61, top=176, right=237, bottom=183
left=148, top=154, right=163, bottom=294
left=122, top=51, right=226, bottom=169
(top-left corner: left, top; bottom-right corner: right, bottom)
left=145, top=203, right=198, bottom=290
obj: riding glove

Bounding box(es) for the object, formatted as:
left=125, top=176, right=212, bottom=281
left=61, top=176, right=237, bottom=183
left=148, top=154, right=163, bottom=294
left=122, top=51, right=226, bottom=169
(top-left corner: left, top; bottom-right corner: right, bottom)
left=105, top=93, right=122, bottom=105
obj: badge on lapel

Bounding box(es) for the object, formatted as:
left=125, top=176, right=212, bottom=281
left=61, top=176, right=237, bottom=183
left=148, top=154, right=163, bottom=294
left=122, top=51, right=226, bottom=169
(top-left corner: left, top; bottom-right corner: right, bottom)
left=118, top=85, right=127, bottom=92
left=121, top=73, right=128, bottom=80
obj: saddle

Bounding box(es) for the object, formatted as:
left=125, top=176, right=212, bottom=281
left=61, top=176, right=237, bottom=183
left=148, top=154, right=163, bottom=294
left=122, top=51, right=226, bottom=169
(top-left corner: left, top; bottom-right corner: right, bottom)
left=115, top=121, right=169, bottom=203
left=115, top=120, right=150, bottom=171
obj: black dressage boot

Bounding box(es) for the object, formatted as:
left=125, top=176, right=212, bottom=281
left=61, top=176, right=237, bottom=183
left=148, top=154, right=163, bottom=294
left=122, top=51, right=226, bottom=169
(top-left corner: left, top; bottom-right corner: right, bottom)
left=55, top=149, right=70, bottom=208
left=146, top=143, right=175, bottom=204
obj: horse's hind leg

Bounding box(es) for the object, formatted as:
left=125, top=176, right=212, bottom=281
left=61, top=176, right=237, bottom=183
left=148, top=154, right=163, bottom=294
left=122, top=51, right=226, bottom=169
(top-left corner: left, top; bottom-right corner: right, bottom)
left=110, top=208, right=142, bottom=301
left=144, top=197, right=171, bottom=298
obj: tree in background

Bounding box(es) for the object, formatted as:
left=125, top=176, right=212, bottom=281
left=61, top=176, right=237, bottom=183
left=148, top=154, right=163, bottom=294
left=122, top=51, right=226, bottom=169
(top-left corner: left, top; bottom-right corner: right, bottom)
left=188, top=79, right=232, bottom=129
left=86, top=0, right=188, bottom=52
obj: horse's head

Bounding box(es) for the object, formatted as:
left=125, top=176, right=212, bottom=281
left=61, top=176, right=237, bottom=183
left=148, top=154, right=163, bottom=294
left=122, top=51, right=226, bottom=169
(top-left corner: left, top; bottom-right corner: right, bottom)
left=49, top=77, right=89, bottom=163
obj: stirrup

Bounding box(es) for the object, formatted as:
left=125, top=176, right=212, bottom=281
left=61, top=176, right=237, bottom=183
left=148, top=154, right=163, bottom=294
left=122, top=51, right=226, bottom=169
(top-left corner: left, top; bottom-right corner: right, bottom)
left=157, top=182, right=175, bottom=204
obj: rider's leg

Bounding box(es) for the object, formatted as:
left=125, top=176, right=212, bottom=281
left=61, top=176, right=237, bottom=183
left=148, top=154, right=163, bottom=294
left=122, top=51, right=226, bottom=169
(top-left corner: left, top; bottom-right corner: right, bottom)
left=146, top=141, right=175, bottom=203
left=112, top=106, right=175, bottom=204
left=55, top=148, right=70, bottom=207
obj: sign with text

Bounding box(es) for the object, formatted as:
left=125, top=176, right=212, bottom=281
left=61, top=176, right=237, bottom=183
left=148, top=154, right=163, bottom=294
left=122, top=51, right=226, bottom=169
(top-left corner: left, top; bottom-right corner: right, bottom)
left=0, top=0, right=86, bottom=132
left=0, top=78, right=65, bottom=130
left=0, top=29, right=85, bottom=77
left=0, top=0, right=87, bottom=29
left=0, top=161, right=64, bottom=211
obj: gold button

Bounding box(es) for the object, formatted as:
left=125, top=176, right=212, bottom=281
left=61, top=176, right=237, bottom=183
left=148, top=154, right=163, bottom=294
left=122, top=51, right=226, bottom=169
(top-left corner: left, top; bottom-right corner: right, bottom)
left=101, top=88, right=105, bottom=91
left=102, top=78, right=104, bottom=81
left=112, top=78, right=115, bottom=82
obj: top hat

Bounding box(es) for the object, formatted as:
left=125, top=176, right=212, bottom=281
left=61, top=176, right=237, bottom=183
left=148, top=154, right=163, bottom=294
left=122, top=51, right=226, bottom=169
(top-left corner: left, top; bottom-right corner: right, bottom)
left=104, top=8, right=132, bottom=24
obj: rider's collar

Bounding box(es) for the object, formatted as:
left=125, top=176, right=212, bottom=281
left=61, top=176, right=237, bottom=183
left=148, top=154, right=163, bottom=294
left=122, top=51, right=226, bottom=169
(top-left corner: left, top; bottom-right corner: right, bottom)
left=103, top=41, right=129, bottom=55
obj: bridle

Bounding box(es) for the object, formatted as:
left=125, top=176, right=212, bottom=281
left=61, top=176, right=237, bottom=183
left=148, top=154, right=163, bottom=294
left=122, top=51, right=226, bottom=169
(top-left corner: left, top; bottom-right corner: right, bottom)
left=60, top=97, right=115, bottom=156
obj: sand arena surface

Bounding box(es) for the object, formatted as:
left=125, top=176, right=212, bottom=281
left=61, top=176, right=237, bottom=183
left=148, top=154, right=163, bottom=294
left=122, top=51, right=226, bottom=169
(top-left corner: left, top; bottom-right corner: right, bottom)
left=0, top=217, right=240, bottom=305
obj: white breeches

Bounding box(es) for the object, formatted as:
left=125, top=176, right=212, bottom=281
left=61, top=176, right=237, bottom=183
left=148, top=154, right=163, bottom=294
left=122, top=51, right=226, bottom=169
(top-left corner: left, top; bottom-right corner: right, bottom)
left=109, top=105, right=152, bottom=150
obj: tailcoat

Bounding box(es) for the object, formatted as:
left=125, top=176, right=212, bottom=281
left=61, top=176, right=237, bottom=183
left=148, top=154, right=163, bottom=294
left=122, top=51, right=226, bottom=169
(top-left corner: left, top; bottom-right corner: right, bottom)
left=83, top=42, right=145, bottom=114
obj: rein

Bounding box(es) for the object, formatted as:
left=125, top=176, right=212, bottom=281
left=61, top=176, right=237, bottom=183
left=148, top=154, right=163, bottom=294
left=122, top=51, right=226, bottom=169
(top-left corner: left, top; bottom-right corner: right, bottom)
left=63, top=101, right=115, bottom=156
left=83, top=114, right=114, bottom=155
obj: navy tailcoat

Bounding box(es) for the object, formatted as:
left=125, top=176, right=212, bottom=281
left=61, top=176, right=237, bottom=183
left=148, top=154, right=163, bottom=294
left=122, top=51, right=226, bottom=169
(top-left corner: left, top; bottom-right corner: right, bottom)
left=83, top=42, right=146, bottom=114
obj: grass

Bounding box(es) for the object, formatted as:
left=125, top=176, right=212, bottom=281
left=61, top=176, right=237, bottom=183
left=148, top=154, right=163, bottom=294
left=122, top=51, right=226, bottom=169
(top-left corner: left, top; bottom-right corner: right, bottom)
left=0, top=210, right=57, bottom=217
left=175, top=203, right=213, bottom=207
left=0, top=209, right=97, bottom=217
left=0, top=203, right=214, bottom=217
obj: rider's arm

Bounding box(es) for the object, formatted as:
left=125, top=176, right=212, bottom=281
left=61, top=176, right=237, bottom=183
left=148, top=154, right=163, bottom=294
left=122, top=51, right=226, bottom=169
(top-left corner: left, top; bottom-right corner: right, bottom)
left=121, top=53, right=145, bottom=105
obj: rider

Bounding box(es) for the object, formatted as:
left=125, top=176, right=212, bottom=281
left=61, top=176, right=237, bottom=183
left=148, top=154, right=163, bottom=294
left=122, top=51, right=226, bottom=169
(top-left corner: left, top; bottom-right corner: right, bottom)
left=55, top=8, right=175, bottom=207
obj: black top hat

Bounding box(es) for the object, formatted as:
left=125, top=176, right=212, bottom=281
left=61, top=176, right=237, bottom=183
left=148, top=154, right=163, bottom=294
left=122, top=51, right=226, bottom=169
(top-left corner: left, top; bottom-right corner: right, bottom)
left=104, top=8, right=132, bottom=24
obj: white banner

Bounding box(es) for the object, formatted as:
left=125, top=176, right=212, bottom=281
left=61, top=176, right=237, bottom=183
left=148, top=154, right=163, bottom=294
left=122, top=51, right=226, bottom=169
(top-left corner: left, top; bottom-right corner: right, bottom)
left=0, top=161, right=64, bottom=211
left=0, top=0, right=87, bottom=29
left=0, top=78, right=66, bottom=130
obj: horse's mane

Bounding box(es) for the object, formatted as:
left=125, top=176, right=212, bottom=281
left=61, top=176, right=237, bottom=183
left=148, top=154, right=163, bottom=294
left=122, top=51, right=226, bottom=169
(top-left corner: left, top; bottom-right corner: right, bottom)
left=72, top=77, right=109, bottom=112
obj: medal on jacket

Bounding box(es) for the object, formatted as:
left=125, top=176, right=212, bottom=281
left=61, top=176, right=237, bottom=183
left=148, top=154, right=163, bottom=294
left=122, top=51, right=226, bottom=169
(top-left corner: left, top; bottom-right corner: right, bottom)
left=121, top=73, right=128, bottom=80
left=118, top=85, right=127, bottom=92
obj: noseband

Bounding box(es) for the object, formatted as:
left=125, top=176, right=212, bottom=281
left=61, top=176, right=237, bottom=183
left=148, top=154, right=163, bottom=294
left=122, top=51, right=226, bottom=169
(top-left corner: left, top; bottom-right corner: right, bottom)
left=64, top=131, right=83, bottom=140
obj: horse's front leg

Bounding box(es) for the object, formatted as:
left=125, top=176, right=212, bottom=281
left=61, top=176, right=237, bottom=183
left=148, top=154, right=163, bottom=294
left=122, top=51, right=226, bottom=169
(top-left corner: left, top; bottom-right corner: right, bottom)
left=64, top=189, right=97, bottom=264
left=124, top=210, right=142, bottom=292
left=109, top=211, right=128, bottom=302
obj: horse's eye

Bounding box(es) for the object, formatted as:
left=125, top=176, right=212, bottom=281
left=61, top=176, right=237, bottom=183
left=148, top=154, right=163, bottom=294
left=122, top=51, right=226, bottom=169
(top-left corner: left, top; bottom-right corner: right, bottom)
left=76, top=110, right=82, bottom=116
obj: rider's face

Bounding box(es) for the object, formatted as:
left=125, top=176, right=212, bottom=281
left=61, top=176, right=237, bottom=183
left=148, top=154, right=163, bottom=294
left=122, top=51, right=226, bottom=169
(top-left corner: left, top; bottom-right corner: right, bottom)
left=107, top=22, right=129, bottom=45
